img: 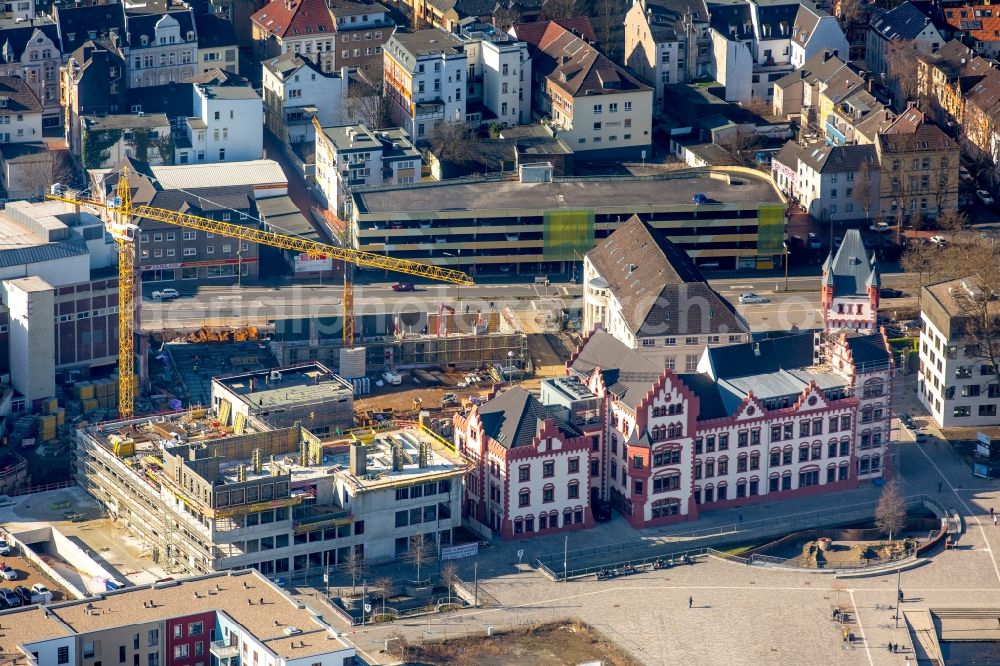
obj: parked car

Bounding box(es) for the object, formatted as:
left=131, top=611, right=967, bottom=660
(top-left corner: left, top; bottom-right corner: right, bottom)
left=0, top=540, right=11, bottom=556
left=0, top=588, right=20, bottom=608
left=391, top=282, right=415, bottom=292
left=738, top=293, right=767, bottom=304
left=151, top=288, right=179, bottom=300
left=929, top=236, right=948, bottom=246
left=12, top=585, right=31, bottom=604
left=880, top=288, right=904, bottom=298
left=807, top=233, right=822, bottom=249
left=869, top=222, right=892, bottom=233
left=692, top=192, right=710, bottom=205
left=441, top=392, right=458, bottom=406
left=833, top=235, right=844, bottom=248
left=977, top=189, right=995, bottom=206
left=0, top=565, right=16, bottom=581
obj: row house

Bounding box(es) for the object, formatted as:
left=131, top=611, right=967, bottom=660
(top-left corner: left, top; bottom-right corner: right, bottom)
left=916, top=39, right=994, bottom=130
left=866, top=1, right=943, bottom=107
left=252, top=0, right=394, bottom=75
left=772, top=142, right=879, bottom=221
left=0, top=75, right=41, bottom=144
left=0, top=22, right=60, bottom=126
left=624, top=0, right=713, bottom=106
left=62, top=40, right=128, bottom=158
left=262, top=52, right=349, bottom=145
left=943, top=3, right=1000, bottom=58
left=458, top=21, right=532, bottom=128
left=195, top=13, right=239, bottom=76
left=874, top=120, right=960, bottom=220
left=124, top=4, right=199, bottom=89
left=519, top=20, right=652, bottom=158
left=707, top=0, right=847, bottom=103
left=453, top=385, right=596, bottom=539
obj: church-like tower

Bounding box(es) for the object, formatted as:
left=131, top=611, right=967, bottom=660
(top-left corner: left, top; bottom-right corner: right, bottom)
left=820, top=229, right=879, bottom=334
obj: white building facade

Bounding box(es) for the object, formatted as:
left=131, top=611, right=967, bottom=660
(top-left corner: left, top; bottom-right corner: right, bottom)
left=178, top=83, right=263, bottom=164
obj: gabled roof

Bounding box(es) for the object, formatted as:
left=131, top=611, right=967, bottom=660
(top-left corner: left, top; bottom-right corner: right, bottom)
left=708, top=2, right=754, bottom=40
left=0, top=76, right=41, bottom=113
left=511, top=17, right=595, bottom=48
left=183, top=68, right=247, bottom=86
left=964, top=68, right=1000, bottom=115
left=55, top=2, right=126, bottom=54
left=640, top=0, right=710, bottom=42
left=943, top=4, right=1000, bottom=44
left=425, top=0, right=496, bottom=19
left=124, top=8, right=196, bottom=50
left=263, top=51, right=323, bottom=78
left=883, top=105, right=923, bottom=133
left=870, top=1, right=934, bottom=41
left=877, top=122, right=957, bottom=153
left=843, top=330, right=892, bottom=365
left=823, top=229, right=876, bottom=298
left=0, top=22, right=60, bottom=64
left=476, top=386, right=575, bottom=448
left=774, top=49, right=847, bottom=90
left=821, top=67, right=865, bottom=104
left=533, top=22, right=650, bottom=97
left=195, top=13, right=237, bottom=49
left=917, top=39, right=978, bottom=80
left=798, top=143, right=877, bottom=174
left=251, top=0, right=335, bottom=40
left=585, top=215, right=747, bottom=338
left=568, top=328, right=664, bottom=409
left=791, top=1, right=822, bottom=47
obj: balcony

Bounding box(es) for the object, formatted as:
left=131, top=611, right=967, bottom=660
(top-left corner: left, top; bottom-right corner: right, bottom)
left=210, top=641, right=239, bottom=660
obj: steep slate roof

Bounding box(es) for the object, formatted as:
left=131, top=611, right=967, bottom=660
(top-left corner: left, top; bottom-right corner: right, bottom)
left=791, top=1, right=822, bottom=47
left=477, top=386, right=576, bottom=448
left=797, top=143, right=877, bottom=174
left=263, top=51, right=321, bottom=78
left=251, top=0, right=335, bottom=40
left=822, top=229, right=877, bottom=297
left=870, top=1, right=934, bottom=41
left=569, top=329, right=663, bottom=409
left=195, top=13, right=237, bottom=49
left=585, top=215, right=747, bottom=338
left=822, top=67, right=865, bottom=104
left=534, top=22, right=650, bottom=97
left=877, top=122, right=957, bottom=153
left=0, top=23, right=61, bottom=63
left=964, top=68, right=1000, bottom=115
left=512, top=17, right=596, bottom=47
left=708, top=2, right=754, bottom=40
left=774, top=50, right=847, bottom=89
left=425, top=0, right=496, bottom=19
left=754, top=1, right=798, bottom=40
left=55, top=2, right=126, bottom=54
left=641, top=0, right=710, bottom=42
left=704, top=333, right=816, bottom=380
left=843, top=330, right=892, bottom=366
left=883, top=105, right=923, bottom=133
left=0, top=76, right=41, bottom=113
left=124, top=8, right=197, bottom=50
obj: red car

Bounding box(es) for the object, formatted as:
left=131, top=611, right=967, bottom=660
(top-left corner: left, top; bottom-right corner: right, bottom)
left=392, top=283, right=415, bottom=292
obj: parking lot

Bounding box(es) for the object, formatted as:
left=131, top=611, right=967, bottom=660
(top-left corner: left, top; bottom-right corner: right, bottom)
left=0, top=551, right=66, bottom=608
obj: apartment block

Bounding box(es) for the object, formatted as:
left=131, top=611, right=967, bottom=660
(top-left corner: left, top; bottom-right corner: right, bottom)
left=0, top=570, right=355, bottom=666
left=124, top=4, right=199, bottom=88
left=262, top=53, right=349, bottom=146
left=874, top=121, right=959, bottom=220
left=0, top=21, right=61, bottom=125
left=458, top=22, right=531, bottom=127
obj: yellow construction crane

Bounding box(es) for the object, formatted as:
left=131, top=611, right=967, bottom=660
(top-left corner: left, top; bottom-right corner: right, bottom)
left=313, top=115, right=356, bottom=348
left=49, top=168, right=472, bottom=418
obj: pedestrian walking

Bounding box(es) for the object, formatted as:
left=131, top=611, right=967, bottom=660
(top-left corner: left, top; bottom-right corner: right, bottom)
left=992, top=507, right=995, bottom=518
left=892, top=643, right=897, bottom=653
left=688, top=596, right=693, bottom=609
left=886, top=643, right=893, bottom=653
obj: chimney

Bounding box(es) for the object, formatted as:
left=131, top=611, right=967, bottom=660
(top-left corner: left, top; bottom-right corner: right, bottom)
left=824, top=50, right=832, bottom=62
left=349, top=443, right=367, bottom=476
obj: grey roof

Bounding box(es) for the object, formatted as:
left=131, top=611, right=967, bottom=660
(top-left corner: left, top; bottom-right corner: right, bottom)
left=569, top=329, right=664, bottom=409
left=823, top=229, right=877, bottom=298
left=263, top=51, right=323, bottom=78
left=677, top=372, right=728, bottom=420
left=388, top=29, right=462, bottom=60
left=476, top=386, right=576, bottom=449
left=585, top=215, right=749, bottom=338
left=55, top=2, right=126, bottom=54
left=0, top=239, right=89, bottom=269
left=0, top=76, right=41, bottom=113
left=195, top=13, right=236, bottom=49
left=843, top=331, right=892, bottom=368
left=642, top=0, right=710, bottom=42
left=0, top=23, right=60, bottom=63
left=797, top=143, right=877, bottom=174
left=126, top=83, right=194, bottom=120
left=83, top=113, right=170, bottom=130
left=871, top=1, right=933, bottom=42
left=791, top=1, right=821, bottom=47
left=124, top=8, right=197, bottom=50
left=703, top=332, right=816, bottom=381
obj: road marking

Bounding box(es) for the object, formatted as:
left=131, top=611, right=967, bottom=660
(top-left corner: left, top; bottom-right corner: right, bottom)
left=915, top=442, right=1000, bottom=584
left=849, top=589, right=875, bottom=666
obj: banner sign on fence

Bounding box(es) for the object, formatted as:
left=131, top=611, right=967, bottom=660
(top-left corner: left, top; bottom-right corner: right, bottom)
left=974, top=463, right=990, bottom=479
left=441, top=542, right=479, bottom=561
left=977, top=432, right=991, bottom=458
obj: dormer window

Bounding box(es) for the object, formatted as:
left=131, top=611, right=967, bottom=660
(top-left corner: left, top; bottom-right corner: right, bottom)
left=141, top=35, right=149, bottom=46
left=88, top=30, right=96, bottom=39
left=187, top=31, right=195, bottom=41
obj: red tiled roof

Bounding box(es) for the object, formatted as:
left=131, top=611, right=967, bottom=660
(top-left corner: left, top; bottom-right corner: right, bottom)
left=944, top=4, right=1000, bottom=43
left=511, top=17, right=596, bottom=48
left=251, top=0, right=334, bottom=40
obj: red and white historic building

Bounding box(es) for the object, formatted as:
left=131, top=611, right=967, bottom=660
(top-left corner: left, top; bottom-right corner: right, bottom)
left=455, top=227, right=894, bottom=538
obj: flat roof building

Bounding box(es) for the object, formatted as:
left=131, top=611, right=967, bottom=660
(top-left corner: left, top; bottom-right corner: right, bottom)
left=76, top=410, right=466, bottom=575
left=211, top=363, right=355, bottom=436
left=349, top=167, right=787, bottom=277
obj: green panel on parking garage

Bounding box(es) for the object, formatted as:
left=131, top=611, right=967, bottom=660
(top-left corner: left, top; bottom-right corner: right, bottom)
left=543, top=209, right=595, bottom=261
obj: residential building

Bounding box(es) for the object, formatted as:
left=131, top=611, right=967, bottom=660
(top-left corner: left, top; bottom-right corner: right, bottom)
left=772, top=50, right=850, bottom=120
left=182, top=80, right=264, bottom=164
left=195, top=13, right=239, bottom=75
left=0, top=21, right=61, bottom=126
left=62, top=40, right=128, bottom=158
left=315, top=122, right=419, bottom=217
left=823, top=84, right=894, bottom=146
left=348, top=166, right=787, bottom=276
left=453, top=385, right=595, bottom=539
left=919, top=276, right=1000, bottom=427
left=458, top=22, right=531, bottom=127
left=91, top=157, right=288, bottom=284
left=820, top=229, right=880, bottom=334
left=916, top=39, right=994, bottom=129
left=526, top=20, right=653, bottom=158
left=707, top=0, right=847, bottom=103
left=262, top=53, right=349, bottom=146
left=383, top=29, right=466, bottom=142
left=53, top=2, right=126, bottom=56
left=772, top=142, right=880, bottom=221
left=624, top=0, right=712, bottom=106
left=959, top=68, right=1000, bottom=184
left=0, top=570, right=356, bottom=666
left=581, top=215, right=750, bottom=370
left=0, top=199, right=119, bottom=412
left=79, top=113, right=173, bottom=168
left=943, top=3, right=1000, bottom=58
left=76, top=409, right=466, bottom=570
left=124, top=3, right=199, bottom=88
left=0, top=75, right=41, bottom=143
left=0, top=141, right=48, bottom=198
left=866, top=1, right=943, bottom=105
left=252, top=0, right=393, bottom=75
left=0, top=0, right=33, bottom=22
left=874, top=121, right=959, bottom=220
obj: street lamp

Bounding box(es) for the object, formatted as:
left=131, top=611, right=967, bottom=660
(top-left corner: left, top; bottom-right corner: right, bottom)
left=783, top=241, right=790, bottom=292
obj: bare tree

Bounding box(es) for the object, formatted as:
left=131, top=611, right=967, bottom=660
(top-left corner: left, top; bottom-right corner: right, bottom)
left=346, top=68, right=389, bottom=130
left=836, top=0, right=862, bottom=29
left=885, top=39, right=927, bottom=104
left=441, top=562, right=459, bottom=605
left=405, top=533, right=432, bottom=582
left=373, top=576, right=394, bottom=617
left=875, top=482, right=906, bottom=542
left=595, top=0, right=619, bottom=58
left=852, top=160, right=874, bottom=219
left=741, top=95, right=773, bottom=118
left=340, top=546, right=368, bottom=596
left=492, top=2, right=521, bottom=30
left=542, top=0, right=580, bottom=20
left=935, top=208, right=968, bottom=234
left=429, top=122, right=481, bottom=163
left=949, top=250, right=1000, bottom=391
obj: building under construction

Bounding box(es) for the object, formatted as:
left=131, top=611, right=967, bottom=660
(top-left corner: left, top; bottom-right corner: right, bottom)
left=74, top=407, right=467, bottom=576
left=270, top=307, right=528, bottom=373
